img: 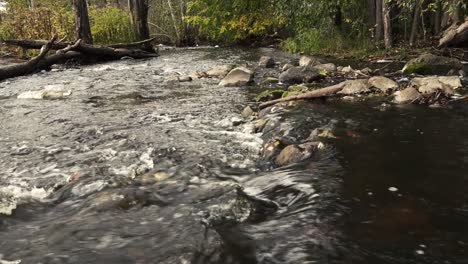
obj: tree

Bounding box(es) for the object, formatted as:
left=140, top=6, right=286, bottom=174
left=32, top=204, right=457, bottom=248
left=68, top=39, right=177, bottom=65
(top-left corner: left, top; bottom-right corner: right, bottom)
left=129, top=0, right=149, bottom=40
left=72, top=0, right=93, bottom=44
left=382, top=0, right=392, bottom=49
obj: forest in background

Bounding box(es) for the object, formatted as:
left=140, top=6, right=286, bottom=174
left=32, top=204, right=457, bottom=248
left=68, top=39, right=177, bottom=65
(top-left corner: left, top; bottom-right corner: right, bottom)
left=0, top=0, right=467, bottom=57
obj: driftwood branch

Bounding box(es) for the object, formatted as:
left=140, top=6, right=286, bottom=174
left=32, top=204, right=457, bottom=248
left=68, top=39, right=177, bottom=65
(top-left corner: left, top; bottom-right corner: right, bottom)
left=439, top=19, right=468, bottom=48
left=259, top=83, right=345, bottom=109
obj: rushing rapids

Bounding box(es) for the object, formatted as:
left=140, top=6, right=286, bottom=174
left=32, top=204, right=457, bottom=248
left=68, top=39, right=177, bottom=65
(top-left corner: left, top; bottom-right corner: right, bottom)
left=0, top=47, right=467, bottom=264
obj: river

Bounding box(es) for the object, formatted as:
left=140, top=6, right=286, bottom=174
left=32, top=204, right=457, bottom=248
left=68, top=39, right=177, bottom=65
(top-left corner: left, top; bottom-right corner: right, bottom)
left=0, top=47, right=467, bottom=264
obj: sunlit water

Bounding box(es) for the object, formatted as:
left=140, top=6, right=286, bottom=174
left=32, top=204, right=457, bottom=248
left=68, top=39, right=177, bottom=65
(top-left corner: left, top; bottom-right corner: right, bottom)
left=0, top=48, right=467, bottom=264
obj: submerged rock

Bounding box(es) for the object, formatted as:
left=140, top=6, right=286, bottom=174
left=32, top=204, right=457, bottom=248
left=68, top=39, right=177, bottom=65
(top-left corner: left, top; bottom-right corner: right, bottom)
left=206, top=64, right=235, bottom=79
left=219, top=67, right=254, bottom=87
left=258, top=56, right=275, bottom=68
left=394, top=87, right=422, bottom=103
left=368, top=76, right=399, bottom=93
left=402, top=54, right=463, bottom=75
left=256, top=89, right=286, bottom=102
left=275, top=142, right=318, bottom=167
left=261, top=77, right=279, bottom=85
left=17, top=84, right=72, bottom=100
left=279, top=66, right=322, bottom=85
left=337, top=79, right=371, bottom=95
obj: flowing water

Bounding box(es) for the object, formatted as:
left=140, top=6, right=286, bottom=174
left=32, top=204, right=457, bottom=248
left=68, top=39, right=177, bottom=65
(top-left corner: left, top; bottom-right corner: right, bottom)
left=0, top=48, right=467, bottom=264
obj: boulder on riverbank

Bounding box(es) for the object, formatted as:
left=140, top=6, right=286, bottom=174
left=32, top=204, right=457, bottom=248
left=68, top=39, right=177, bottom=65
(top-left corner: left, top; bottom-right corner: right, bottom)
left=279, top=66, right=323, bottom=85
left=410, top=76, right=461, bottom=95
left=402, top=54, right=463, bottom=75
left=219, top=67, right=254, bottom=87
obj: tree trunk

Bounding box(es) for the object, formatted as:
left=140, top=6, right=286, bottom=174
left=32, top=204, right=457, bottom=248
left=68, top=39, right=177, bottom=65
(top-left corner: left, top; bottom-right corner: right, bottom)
left=72, top=0, right=93, bottom=44
left=129, top=0, right=151, bottom=49
left=368, top=0, right=376, bottom=30
left=409, top=1, right=421, bottom=46
left=434, top=0, right=442, bottom=35
left=375, top=0, right=384, bottom=41
left=382, top=0, right=393, bottom=49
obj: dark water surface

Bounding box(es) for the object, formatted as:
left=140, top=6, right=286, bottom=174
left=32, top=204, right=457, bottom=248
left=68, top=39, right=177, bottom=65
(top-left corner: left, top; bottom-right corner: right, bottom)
left=0, top=47, right=467, bottom=264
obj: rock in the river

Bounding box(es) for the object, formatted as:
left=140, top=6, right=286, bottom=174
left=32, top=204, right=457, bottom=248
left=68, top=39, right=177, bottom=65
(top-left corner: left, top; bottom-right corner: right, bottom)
left=241, top=106, right=255, bottom=118
left=279, top=66, right=322, bottom=85
left=313, top=63, right=337, bottom=73
left=337, top=79, right=371, bottom=95
left=341, top=65, right=354, bottom=73
left=256, top=89, right=286, bottom=102
left=368, top=76, right=399, bottom=93
left=178, top=76, right=193, bottom=82
left=411, top=76, right=462, bottom=91
left=219, top=67, right=254, bottom=87
left=206, top=64, right=235, bottom=79
left=17, top=84, right=72, bottom=100
left=275, top=143, right=318, bottom=167
left=394, top=87, right=422, bottom=103
left=282, top=63, right=294, bottom=72
left=299, top=55, right=323, bottom=67
left=258, top=56, right=275, bottom=68
left=261, top=77, right=279, bottom=85
left=402, top=54, right=463, bottom=75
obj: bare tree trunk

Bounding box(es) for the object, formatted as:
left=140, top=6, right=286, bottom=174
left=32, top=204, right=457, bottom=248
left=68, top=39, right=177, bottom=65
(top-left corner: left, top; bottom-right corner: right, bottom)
left=409, top=1, right=421, bottom=46
left=167, top=0, right=181, bottom=45
left=129, top=0, right=150, bottom=40
left=368, top=0, right=376, bottom=29
left=434, top=0, right=442, bottom=35
left=382, top=0, right=393, bottom=49
left=72, top=0, right=93, bottom=44
left=375, top=0, right=384, bottom=41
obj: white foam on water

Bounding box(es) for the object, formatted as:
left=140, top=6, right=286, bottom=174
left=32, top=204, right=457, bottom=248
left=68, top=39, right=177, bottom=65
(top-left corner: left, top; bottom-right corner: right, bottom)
left=0, top=185, right=52, bottom=215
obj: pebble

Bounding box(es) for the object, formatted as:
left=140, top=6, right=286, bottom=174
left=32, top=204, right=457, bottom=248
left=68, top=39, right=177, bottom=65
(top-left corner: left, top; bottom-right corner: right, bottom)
left=388, top=187, right=398, bottom=192
left=415, top=250, right=425, bottom=255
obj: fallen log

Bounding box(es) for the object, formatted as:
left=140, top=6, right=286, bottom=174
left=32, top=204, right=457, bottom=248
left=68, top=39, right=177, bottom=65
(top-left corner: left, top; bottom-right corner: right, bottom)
left=0, top=35, right=58, bottom=81
left=259, top=83, right=345, bottom=109
left=2, top=37, right=157, bottom=52
left=439, top=19, right=468, bottom=48
left=0, top=37, right=159, bottom=81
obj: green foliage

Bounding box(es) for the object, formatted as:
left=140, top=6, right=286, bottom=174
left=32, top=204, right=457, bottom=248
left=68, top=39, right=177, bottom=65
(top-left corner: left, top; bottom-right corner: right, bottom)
left=89, top=6, right=135, bottom=44
left=0, top=1, right=134, bottom=45
left=185, top=0, right=283, bottom=42
left=256, top=89, right=287, bottom=102
left=0, top=2, right=74, bottom=41
left=403, top=63, right=431, bottom=75
left=281, top=29, right=375, bottom=57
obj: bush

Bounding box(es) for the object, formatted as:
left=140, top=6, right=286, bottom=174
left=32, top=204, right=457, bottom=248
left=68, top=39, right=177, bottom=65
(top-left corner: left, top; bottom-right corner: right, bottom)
left=0, top=3, right=134, bottom=45
left=281, top=29, right=375, bottom=57
left=89, top=6, right=135, bottom=44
